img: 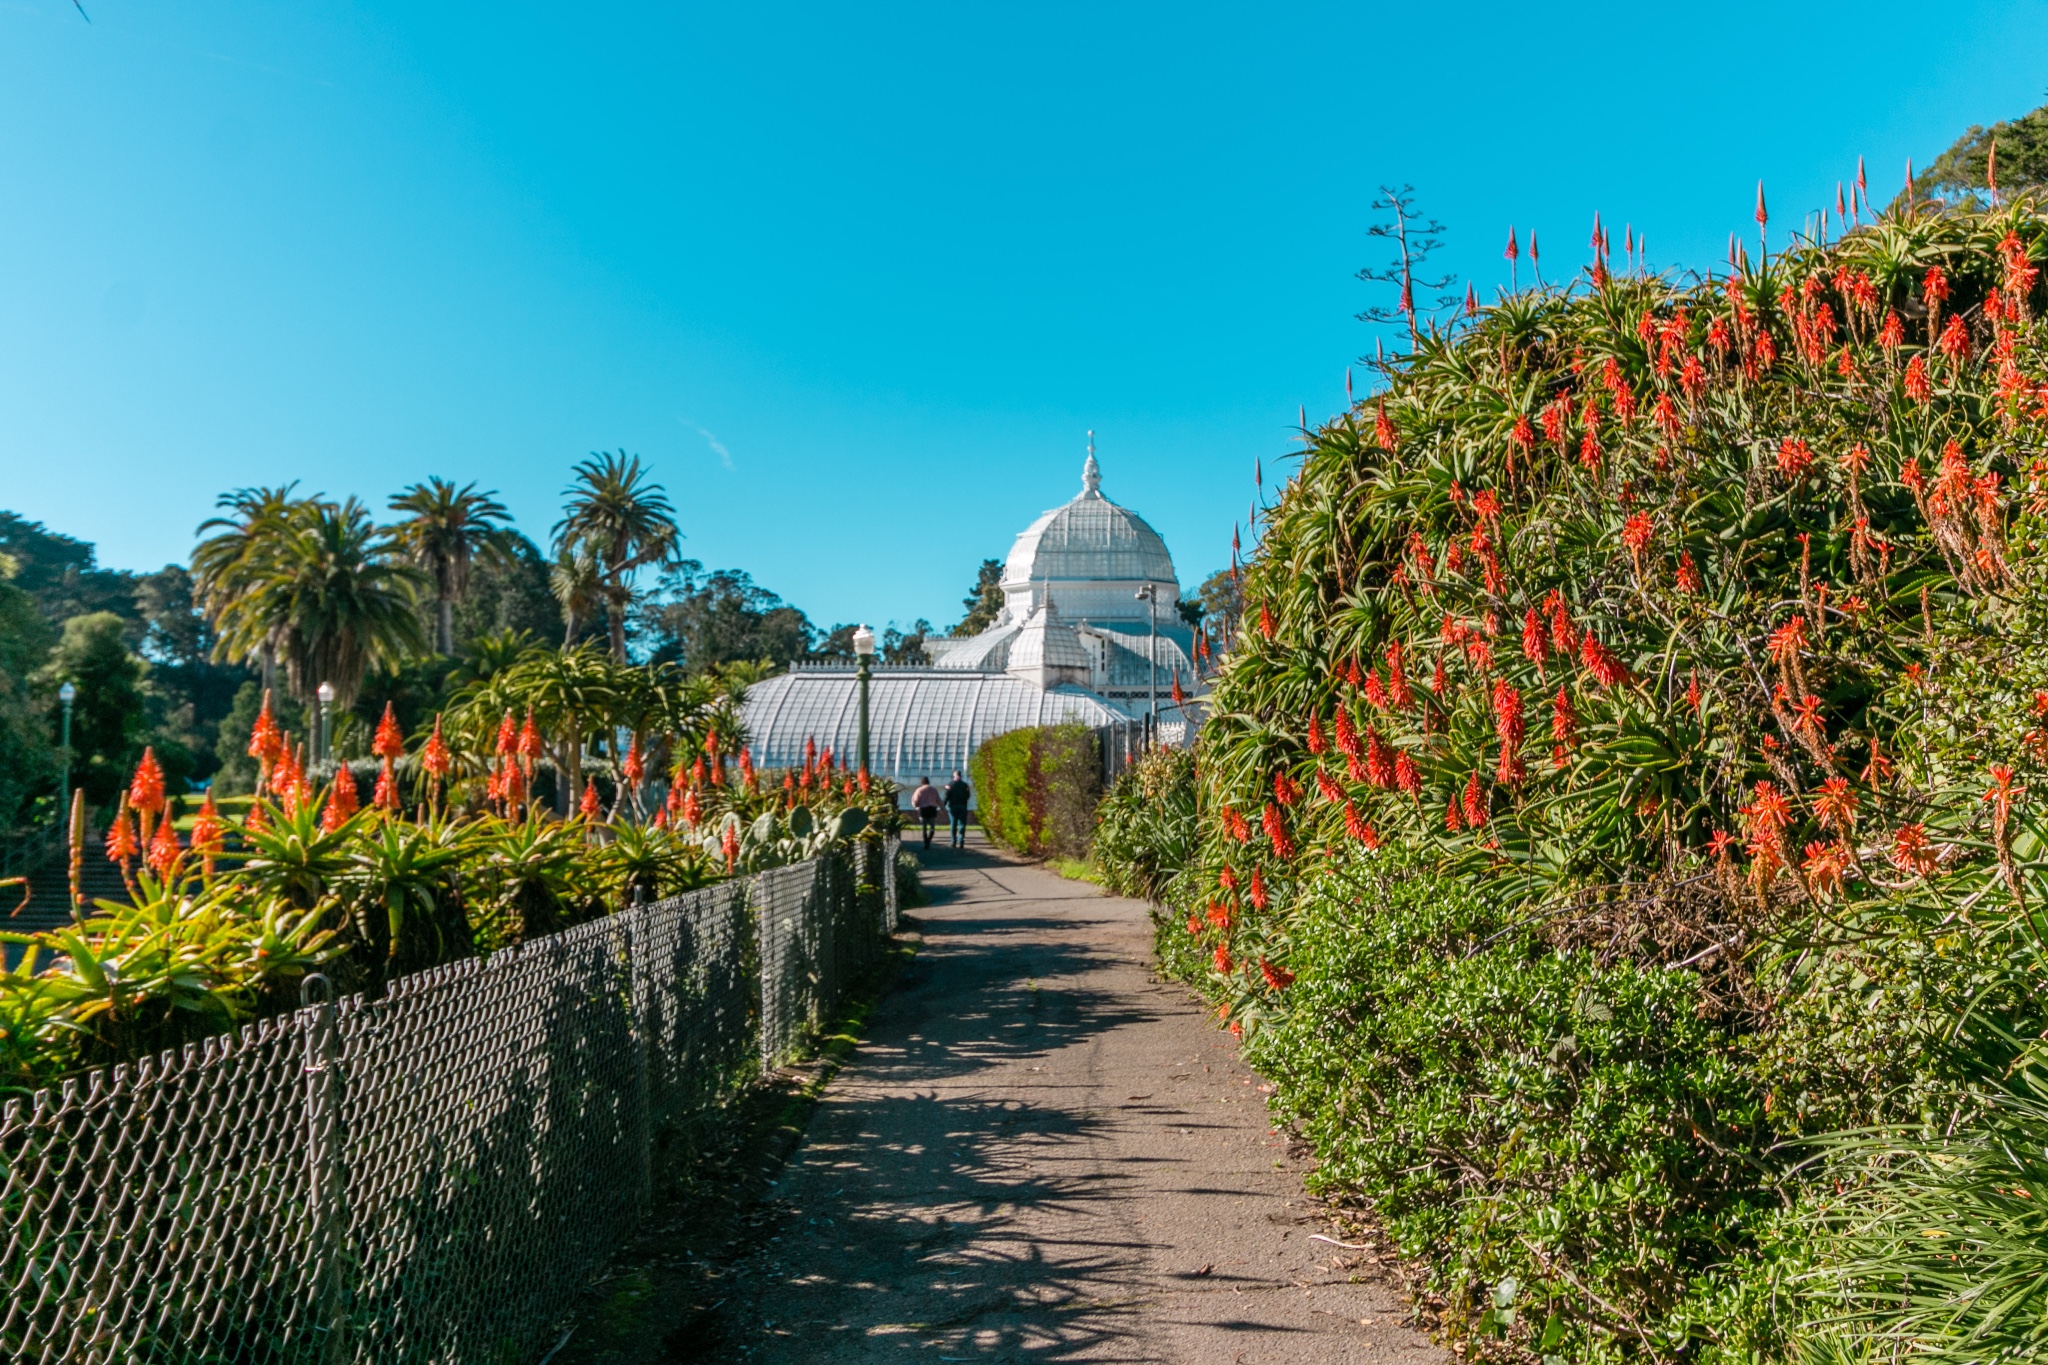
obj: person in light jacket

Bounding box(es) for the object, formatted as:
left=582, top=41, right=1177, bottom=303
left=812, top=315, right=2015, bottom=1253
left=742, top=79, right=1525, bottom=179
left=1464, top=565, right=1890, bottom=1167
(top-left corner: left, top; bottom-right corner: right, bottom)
left=910, top=777, right=942, bottom=850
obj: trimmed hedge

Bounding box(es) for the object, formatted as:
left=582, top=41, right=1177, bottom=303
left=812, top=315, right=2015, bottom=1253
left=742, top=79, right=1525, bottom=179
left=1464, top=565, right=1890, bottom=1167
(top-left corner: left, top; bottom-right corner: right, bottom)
left=972, top=723, right=1099, bottom=859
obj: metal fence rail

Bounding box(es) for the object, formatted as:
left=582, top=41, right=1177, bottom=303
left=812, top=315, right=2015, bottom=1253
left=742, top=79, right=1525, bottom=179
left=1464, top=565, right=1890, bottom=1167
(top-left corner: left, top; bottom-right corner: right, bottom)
left=0, top=836, right=901, bottom=1365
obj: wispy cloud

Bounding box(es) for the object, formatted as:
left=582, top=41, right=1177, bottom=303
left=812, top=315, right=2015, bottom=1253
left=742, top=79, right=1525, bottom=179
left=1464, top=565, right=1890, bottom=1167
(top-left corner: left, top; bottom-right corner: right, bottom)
left=679, top=419, right=734, bottom=471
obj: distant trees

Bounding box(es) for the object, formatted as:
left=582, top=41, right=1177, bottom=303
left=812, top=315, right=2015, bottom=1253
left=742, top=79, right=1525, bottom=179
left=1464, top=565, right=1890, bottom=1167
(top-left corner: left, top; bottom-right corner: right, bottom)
left=952, top=559, right=1004, bottom=636
left=642, top=562, right=815, bottom=671
left=1915, top=100, right=2048, bottom=206
left=0, top=446, right=852, bottom=823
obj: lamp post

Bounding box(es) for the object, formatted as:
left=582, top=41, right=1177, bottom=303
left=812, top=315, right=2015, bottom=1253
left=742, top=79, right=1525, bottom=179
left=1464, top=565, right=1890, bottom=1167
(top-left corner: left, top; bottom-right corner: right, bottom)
left=56, top=681, right=75, bottom=817
left=852, top=624, right=875, bottom=777
left=1134, top=584, right=1158, bottom=745
left=316, top=682, right=336, bottom=764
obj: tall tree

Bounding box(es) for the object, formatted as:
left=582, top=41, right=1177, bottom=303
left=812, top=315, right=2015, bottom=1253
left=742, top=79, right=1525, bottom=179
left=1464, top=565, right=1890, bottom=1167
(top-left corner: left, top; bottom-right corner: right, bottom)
left=952, top=558, right=1004, bottom=636
left=192, top=484, right=303, bottom=698
left=210, top=498, right=425, bottom=710
left=388, top=478, right=512, bottom=654
left=552, top=452, right=680, bottom=663
left=550, top=545, right=603, bottom=648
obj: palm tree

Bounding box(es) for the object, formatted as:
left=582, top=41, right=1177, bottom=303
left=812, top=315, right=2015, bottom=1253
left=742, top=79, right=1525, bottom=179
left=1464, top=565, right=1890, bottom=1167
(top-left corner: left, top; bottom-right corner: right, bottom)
left=389, top=478, right=512, bottom=654
left=213, top=499, right=426, bottom=710
left=193, top=484, right=303, bottom=697
left=553, top=452, right=680, bottom=664
left=550, top=545, right=603, bottom=648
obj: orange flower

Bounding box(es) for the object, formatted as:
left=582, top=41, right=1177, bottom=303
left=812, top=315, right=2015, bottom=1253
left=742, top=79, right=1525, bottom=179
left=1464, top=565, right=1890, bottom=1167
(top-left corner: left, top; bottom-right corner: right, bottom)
left=1394, top=750, right=1422, bottom=794
left=372, top=702, right=407, bottom=760
left=1802, top=840, right=1850, bottom=897
left=248, top=691, right=285, bottom=772
left=1248, top=867, right=1268, bottom=910
left=129, top=747, right=166, bottom=816
left=1375, top=399, right=1396, bottom=451
left=1675, top=552, right=1703, bottom=595
left=190, top=791, right=225, bottom=855
left=1890, top=824, right=1938, bottom=877
left=104, top=810, right=137, bottom=864
left=1213, top=944, right=1234, bottom=974
left=373, top=761, right=400, bottom=812
left=1316, top=769, right=1345, bottom=804
left=1878, top=311, right=1904, bottom=349
left=1262, top=801, right=1295, bottom=859
left=1259, top=958, right=1295, bottom=992
left=423, top=715, right=452, bottom=777
left=1776, top=437, right=1813, bottom=480
left=1814, top=777, right=1859, bottom=832
left=145, top=816, right=180, bottom=878
left=494, top=710, right=518, bottom=757
left=1904, top=354, right=1934, bottom=403
left=1344, top=801, right=1379, bottom=849
left=322, top=766, right=359, bottom=831
left=1461, top=773, right=1487, bottom=829
left=1938, top=313, right=1972, bottom=364
left=1307, top=714, right=1328, bottom=755
left=517, top=710, right=543, bottom=763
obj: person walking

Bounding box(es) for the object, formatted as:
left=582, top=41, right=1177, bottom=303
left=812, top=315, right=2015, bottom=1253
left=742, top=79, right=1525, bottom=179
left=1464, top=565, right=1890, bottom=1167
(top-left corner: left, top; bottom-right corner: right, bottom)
left=911, top=776, right=943, bottom=850
left=943, top=770, right=971, bottom=848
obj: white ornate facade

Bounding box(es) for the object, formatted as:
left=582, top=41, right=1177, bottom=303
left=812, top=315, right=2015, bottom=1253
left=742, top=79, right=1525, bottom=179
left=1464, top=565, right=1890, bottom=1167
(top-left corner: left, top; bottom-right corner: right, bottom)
left=740, top=450, right=1204, bottom=790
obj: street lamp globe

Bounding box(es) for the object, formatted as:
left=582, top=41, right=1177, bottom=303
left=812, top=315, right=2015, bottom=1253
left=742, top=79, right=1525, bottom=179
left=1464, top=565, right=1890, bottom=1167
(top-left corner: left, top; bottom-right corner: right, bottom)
left=851, top=624, right=876, bottom=657
left=58, top=681, right=76, bottom=704
left=316, top=682, right=336, bottom=705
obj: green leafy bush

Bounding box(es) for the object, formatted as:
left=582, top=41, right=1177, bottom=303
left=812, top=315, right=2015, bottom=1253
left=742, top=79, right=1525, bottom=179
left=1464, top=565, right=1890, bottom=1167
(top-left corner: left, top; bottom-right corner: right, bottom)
left=1094, top=747, right=1198, bottom=900
left=972, top=723, right=1099, bottom=859
left=1131, top=197, right=2048, bottom=1359
left=1156, top=853, right=1799, bottom=1360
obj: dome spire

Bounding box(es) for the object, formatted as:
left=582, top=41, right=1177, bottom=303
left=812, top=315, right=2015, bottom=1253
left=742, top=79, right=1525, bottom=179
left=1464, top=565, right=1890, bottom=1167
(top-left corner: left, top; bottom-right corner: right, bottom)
left=1082, top=431, right=1101, bottom=497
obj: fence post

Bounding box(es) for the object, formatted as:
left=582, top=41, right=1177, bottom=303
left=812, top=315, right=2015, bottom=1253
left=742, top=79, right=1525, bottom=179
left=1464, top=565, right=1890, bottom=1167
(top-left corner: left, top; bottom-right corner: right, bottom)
left=628, top=887, right=654, bottom=1209
left=300, top=973, right=344, bottom=1364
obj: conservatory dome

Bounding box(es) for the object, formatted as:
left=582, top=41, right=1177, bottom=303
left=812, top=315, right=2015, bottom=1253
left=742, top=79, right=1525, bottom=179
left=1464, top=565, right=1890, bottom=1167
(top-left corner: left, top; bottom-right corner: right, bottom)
left=1001, top=452, right=1178, bottom=591
left=741, top=439, right=1208, bottom=796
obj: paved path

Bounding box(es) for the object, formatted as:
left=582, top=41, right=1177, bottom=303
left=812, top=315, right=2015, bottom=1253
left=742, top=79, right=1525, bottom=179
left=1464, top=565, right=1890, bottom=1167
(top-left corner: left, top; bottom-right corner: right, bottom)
left=702, top=833, right=1444, bottom=1363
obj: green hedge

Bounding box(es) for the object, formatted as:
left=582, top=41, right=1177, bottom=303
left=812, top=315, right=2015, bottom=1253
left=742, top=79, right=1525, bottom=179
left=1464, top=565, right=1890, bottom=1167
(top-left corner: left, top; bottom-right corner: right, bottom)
left=972, top=723, right=1098, bottom=859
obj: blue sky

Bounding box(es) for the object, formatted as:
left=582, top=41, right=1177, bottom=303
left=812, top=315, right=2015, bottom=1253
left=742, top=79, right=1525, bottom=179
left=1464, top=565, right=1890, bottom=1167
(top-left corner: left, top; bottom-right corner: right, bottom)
left=3, top=1, right=2046, bottom=635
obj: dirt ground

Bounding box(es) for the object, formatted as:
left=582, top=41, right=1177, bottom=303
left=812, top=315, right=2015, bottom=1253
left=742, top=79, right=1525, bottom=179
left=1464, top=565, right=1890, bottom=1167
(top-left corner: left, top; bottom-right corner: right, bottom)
left=638, top=832, right=1445, bottom=1364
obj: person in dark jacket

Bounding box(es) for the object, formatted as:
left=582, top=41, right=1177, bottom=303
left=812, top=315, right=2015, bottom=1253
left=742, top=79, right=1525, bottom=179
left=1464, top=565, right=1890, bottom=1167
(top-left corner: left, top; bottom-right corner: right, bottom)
left=943, top=771, right=971, bottom=848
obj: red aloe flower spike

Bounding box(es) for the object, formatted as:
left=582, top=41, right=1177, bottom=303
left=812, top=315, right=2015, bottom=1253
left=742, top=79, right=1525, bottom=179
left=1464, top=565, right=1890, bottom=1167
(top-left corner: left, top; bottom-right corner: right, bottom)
left=1316, top=769, right=1345, bottom=804
left=1394, top=750, right=1422, bottom=794
left=1260, top=958, right=1295, bottom=992
left=1307, top=714, right=1327, bottom=755
left=1248, top=867, right=1268, bottom=909
left=1815, top=776, right=1859, bottom=831
left=372, top=702, right=406, bottom=761
left=322, top=765, right=359, bottom=831
left=1213, top=944, right=1234, bottom=974
left=1675, top=552, right=1703, bottom=595
left=1938, top=313, right=1972, bottom=365
left=1462, top=773, right=1487, bottom=829
left=1262, top=802, right=1296, bottom=859
left=1879, top=311, right=1904, bottom=350
left=1889, top=823, right=1938, bottom=877
left=374, top=760, right=399, bottom=812
left=145, top=813, right=181, bottom=878
left=1344, top=801, right=1379, bottom=849
left=1375, top=400, right=1397, bottom=451
left=105, top=806, right=138, bottom=864
left=129, top=747, right=166, bottom=817
left=423, top=715, right=452, bottom=777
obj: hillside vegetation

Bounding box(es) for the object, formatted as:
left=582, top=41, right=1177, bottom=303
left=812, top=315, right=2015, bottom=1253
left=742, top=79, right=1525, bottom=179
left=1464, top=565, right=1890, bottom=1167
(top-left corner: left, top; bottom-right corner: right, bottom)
left=1113, top=194, right=2048, bottom=1360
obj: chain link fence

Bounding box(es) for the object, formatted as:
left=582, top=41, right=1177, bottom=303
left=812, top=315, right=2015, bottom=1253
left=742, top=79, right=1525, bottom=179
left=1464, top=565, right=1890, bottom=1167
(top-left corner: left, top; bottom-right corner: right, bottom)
left=0, top=836, right=901, bottom=1365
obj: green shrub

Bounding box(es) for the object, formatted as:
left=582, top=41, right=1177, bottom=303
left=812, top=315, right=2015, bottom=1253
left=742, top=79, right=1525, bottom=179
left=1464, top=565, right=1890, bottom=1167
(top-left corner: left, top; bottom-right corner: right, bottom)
left=1094, top=747, right=1198, bottom=900
left=972, top=723, right=1098, bottom=859
left=1164, top=852, right=1803, bottom=1361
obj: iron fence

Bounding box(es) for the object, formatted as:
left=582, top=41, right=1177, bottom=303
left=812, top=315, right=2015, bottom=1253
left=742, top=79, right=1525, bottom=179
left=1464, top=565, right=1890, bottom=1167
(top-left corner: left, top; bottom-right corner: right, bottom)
left=0, top=836, right=901, bottom=1365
